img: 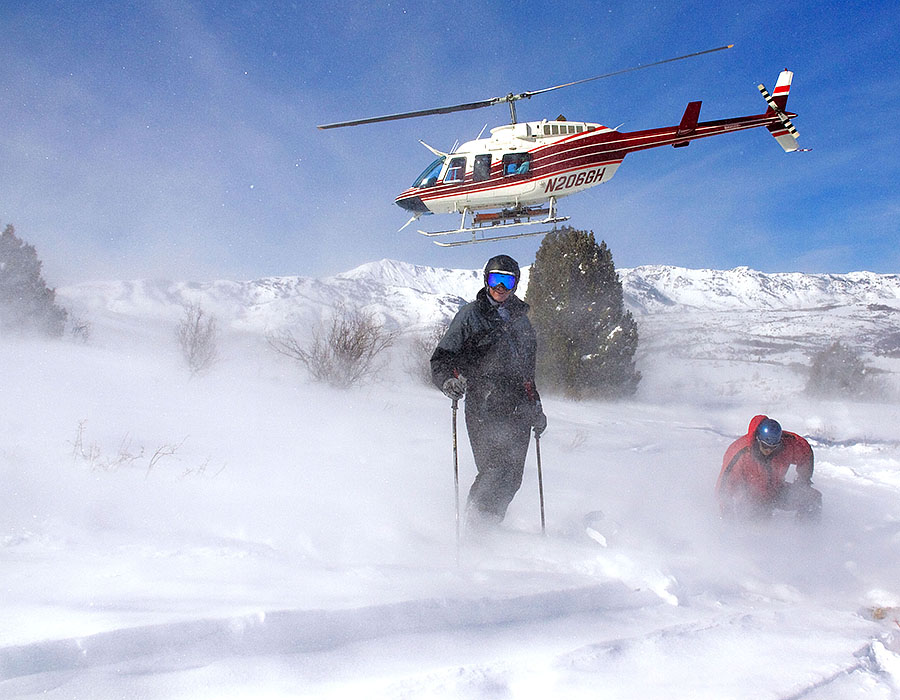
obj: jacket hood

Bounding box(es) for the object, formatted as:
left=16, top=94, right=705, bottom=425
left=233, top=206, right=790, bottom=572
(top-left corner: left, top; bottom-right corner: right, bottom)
left=747, top=414, right=768, bottom=436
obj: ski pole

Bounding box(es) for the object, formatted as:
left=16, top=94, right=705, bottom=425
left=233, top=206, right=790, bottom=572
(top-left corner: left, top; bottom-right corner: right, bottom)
left=535, top=433, right=546, bottom=535
left=452, top=398, right=460, bottom=562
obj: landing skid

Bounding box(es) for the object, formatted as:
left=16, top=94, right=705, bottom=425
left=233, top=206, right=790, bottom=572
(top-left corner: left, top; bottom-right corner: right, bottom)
left=418, top=200, right=569, bottom=247
left=431, top=225, right=565, bottom=247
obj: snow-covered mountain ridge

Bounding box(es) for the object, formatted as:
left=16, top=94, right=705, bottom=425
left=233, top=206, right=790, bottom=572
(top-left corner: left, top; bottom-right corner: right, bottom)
left=621, top=265, right=900, bottom=313
left=60, top=258, right=900, bottom=325
left=337, top=259, right=900, bottom=313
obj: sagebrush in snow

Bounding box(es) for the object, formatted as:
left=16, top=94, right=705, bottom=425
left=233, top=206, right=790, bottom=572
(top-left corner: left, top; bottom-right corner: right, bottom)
left=267, top=304, right=395, bottom=388
left=177, top=302, right=219, bottom=376
left=405, top=320, right=449, bottom=385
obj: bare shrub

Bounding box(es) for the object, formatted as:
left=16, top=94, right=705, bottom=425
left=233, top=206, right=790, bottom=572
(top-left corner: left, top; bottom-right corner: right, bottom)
left=177, top=302, right=219, bottom=376
left=405, top=321, right=449, bottom=384
left=70, top=419, right=101, bottom=468
left=182, top=456, right=227, bottom=479
left=100, top=434, right=144, bottom=471
left=68, top=315, right=92, bottom=344
left=145, top=438, right=187, bottom=479
left=70, top=421, right=187, bottom=476
left=267, top=304, right=396, bottom=388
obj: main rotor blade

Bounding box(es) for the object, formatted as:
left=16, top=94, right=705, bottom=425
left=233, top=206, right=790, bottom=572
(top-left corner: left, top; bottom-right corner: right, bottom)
left=317, top=98, right=500, bottom=129
left=317, top=44, right=733, bottom=130
left=523, top=44, right=734, bottom=98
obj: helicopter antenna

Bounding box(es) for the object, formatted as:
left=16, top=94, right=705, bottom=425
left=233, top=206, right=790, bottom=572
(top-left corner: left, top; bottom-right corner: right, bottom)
left=317, top=45, right=733, bottom=130
left=418, top=140, right=450, bottom=158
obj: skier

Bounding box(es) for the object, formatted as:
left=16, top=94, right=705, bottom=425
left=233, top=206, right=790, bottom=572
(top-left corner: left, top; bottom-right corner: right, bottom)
left=431, top=254, right=547, bottom=530
left=716, top=415, right=822, bottom=520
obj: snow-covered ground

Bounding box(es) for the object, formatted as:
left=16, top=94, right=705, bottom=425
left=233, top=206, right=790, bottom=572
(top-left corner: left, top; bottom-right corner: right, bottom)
left=3, top=260, right=900, bottom=698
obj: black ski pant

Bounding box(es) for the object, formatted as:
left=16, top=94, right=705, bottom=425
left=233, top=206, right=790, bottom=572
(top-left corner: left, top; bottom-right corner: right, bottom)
left=724, top=481, right=823, bottom=521
left=464, top=410, right=532, bottom=524
left=774, top=481, right=823, bottom=520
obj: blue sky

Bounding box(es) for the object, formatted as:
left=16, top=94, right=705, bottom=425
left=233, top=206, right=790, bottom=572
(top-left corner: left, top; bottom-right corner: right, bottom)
left=1, top=0, right=897, bottom=284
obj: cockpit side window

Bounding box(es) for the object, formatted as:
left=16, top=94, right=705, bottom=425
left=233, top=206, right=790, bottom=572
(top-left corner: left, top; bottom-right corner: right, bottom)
left=444, top=156, right=466, bottom=183
left=473, top=154, right=492, bottom=182
left=502, top=153, right=532, bottom=177
left=412, top=157, right=445, bottom=188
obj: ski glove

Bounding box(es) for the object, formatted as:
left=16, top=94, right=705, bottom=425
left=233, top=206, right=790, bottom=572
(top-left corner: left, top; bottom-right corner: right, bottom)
left=442, top=376, right=467, bottom=400
left=533, top=401, right=547, bottom=437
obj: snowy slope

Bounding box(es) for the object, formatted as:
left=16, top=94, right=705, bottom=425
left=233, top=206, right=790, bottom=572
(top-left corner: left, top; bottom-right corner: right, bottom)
left=3, top=261, right=900, bottom=698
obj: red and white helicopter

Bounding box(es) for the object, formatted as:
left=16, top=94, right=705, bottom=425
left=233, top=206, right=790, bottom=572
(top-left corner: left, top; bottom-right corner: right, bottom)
left=318, top=46, right=801, bottom=247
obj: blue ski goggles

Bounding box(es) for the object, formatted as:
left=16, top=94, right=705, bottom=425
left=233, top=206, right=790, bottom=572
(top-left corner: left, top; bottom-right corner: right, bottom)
left=486, top=271, right=517, bottom=290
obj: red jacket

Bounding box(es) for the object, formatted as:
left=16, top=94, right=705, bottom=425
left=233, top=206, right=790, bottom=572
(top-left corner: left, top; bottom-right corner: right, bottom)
left=716, top=415, right=814, bottom=512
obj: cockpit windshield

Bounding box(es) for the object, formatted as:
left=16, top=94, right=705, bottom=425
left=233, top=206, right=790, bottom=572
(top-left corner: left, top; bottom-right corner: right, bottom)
left=412, top=157, right=444, bottom=188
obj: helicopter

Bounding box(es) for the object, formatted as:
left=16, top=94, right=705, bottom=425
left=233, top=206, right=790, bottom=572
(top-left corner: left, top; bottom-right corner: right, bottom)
left=318, top=46, right=802, bottom=247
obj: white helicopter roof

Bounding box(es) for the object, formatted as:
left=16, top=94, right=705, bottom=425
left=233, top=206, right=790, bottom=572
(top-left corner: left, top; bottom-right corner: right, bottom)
left=455, top=120, right=611, bottom=154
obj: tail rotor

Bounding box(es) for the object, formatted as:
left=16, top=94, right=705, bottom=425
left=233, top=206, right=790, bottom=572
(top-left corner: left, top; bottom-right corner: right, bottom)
left=758, top=70, right=801, bottom=152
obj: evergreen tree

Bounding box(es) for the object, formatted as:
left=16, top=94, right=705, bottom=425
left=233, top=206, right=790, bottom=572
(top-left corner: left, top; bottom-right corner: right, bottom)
left=526, top=227, right=640, bottom=398
left=0, top=224, right=67, bottom=337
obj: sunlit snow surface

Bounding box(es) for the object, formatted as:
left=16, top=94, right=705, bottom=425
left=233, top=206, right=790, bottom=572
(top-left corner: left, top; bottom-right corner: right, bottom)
left=3, top=261, right=900, bottom=699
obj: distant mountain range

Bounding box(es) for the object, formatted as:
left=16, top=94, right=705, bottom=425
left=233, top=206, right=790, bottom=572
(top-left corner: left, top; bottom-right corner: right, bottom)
left=58, top=260, right=900, bottom=371
left=620, top=265, right=900, bottom=314
left=61, top=258, right=900, bottom=321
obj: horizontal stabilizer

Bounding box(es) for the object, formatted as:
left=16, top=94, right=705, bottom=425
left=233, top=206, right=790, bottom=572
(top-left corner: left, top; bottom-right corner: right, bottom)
left=766, top=123, right=800, bottom=152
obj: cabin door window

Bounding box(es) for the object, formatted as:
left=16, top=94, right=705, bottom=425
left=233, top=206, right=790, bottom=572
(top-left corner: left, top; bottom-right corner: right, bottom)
left=473, top=154, right=492, bottom=182
left=444, top=157, right=467, bottom=183
left=502, top=153, right=531, bottom=176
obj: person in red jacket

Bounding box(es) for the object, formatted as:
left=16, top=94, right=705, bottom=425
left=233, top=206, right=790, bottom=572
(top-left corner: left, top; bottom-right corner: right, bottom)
left=716, top=415, right=822, bottom=520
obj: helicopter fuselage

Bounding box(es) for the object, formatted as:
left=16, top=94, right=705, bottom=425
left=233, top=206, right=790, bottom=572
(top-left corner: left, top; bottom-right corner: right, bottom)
left=396, top=120, right=617, bottom=215
left=395, top=101, right=796, bottom=218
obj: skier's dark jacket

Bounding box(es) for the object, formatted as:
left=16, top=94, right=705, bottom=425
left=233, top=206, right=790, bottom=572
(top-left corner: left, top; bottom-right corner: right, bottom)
left=431, top=288, right=540, bottom=420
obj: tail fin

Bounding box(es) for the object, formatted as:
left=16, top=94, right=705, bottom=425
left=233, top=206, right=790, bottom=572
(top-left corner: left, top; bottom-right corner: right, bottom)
left=765, top=70, right=793, bottom=114
left=758, top=70, right=799, bottom=152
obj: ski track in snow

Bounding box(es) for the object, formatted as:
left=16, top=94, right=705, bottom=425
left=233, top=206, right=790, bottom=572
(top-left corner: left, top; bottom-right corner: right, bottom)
left=4, top=590, right=898, bottom=699
left=0, top=583, right=652, bottom=681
